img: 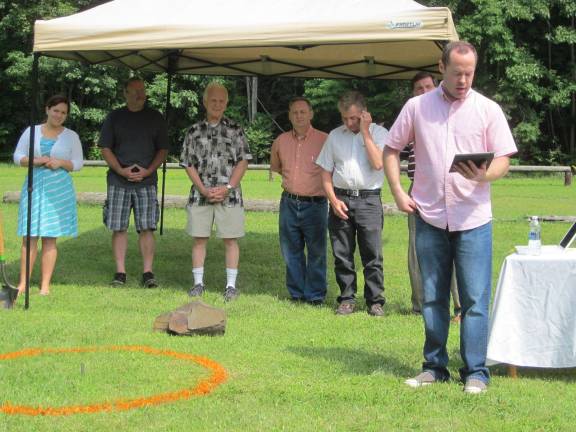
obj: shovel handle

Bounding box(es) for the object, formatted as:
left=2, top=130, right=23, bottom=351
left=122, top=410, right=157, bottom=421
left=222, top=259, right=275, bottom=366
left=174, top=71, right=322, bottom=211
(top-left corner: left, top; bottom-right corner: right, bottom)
left=0, top=212, right=5, bottom=257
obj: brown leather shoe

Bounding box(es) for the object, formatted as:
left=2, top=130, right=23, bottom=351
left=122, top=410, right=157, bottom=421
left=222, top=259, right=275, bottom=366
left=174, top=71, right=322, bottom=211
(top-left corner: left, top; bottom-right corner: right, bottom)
left=451, top=312, right=462, bottom=324
left=368, top=304, right=384, bottom=317
left=336, top=302, right=355, bottom=315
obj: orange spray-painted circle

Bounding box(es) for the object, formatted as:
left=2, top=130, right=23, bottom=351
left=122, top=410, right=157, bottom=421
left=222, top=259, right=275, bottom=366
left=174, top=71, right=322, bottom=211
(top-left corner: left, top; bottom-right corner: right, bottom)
left=0, top=345, right=227, bottom=416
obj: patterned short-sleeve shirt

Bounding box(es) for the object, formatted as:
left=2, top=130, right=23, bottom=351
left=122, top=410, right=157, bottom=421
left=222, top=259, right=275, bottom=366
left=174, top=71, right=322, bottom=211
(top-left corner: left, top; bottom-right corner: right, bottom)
left=180, top=117, right=252, bottom=206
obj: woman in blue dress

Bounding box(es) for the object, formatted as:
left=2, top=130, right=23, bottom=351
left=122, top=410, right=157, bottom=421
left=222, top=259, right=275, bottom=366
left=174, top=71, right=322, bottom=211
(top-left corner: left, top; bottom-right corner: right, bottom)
left=13, top=95, right=84, bottom=296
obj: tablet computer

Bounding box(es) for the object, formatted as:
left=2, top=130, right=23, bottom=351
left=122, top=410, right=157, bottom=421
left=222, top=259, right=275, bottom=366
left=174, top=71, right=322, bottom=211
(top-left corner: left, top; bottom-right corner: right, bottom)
left=449, top=152, right=494, bottom=173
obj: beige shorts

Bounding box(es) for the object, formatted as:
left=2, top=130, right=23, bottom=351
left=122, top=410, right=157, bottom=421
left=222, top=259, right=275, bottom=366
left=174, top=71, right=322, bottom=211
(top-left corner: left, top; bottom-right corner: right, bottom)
left=186, top=204, right=245, bottom=238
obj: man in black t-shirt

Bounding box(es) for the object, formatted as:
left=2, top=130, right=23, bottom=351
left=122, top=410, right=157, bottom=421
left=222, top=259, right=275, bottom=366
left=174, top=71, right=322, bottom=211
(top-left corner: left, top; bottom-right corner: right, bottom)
left=99, top=77, right=169, bottom=288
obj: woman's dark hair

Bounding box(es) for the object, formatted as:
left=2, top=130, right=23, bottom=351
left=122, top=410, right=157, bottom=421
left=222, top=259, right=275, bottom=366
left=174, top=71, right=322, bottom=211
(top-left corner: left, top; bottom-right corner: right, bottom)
left=45, top=94, right=69, bottom=109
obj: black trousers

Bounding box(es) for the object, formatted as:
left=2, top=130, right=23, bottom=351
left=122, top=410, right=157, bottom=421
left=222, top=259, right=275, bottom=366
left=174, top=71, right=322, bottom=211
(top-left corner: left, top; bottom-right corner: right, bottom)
left=328, top=193, right=384, bottom=306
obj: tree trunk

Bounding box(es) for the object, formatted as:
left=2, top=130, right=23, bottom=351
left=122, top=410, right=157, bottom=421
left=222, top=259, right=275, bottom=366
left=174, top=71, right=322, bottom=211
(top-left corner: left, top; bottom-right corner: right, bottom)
left=570, top=16, right=575, bottom=156
left=547, top=19, right=556, bottom=151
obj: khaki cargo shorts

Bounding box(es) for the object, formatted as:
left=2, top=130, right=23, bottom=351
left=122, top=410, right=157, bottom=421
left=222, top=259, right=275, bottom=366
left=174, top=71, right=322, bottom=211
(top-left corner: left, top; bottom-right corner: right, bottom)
left=186, top=203, right=245, bottom=238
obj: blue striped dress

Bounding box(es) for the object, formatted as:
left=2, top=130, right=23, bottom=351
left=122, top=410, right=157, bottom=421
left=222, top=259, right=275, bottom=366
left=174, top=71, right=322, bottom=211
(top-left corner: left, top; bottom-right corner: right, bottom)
left=17, top=137, right=78, bottom=237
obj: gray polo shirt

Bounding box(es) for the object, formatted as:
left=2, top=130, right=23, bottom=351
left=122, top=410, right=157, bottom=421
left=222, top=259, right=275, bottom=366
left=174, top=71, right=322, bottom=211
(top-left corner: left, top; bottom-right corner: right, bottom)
left=316, top=123, right=388, bottom=190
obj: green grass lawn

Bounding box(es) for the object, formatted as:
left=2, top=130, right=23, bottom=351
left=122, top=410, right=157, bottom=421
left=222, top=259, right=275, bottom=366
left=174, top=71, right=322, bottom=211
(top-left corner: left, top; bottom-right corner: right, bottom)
left=0, top=165, right=575, bottom=431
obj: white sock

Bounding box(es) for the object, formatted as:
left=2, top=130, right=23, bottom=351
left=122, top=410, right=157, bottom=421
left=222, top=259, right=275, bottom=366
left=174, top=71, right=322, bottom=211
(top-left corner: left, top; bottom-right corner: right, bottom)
left=226, top=268, right=238, bottom=288
left=192, top=267, right=204, bottom=286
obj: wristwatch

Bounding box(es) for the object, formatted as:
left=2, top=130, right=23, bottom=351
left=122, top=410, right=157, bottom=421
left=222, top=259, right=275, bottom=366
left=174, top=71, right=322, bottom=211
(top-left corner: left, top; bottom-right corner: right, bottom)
left=226, top=184, right=234, bottom=193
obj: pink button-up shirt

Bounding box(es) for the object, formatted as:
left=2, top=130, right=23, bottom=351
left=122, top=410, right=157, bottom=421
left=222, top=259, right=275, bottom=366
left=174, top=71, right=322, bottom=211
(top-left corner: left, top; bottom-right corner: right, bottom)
left=270, top=126, right=328, bottom=197
left=386, top=86, right=517, bottom=231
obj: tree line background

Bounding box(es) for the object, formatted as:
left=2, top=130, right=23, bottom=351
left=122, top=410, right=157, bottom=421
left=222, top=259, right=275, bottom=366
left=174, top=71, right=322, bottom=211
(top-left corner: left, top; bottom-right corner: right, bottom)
left=1, top=0, right=574, bottom=165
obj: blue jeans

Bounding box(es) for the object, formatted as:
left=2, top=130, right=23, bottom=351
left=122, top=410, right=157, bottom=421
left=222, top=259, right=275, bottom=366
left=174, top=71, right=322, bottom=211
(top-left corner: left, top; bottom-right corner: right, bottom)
left=415, top=216, right=492, bottom=384
left=279, top=195, right=328, bottom=302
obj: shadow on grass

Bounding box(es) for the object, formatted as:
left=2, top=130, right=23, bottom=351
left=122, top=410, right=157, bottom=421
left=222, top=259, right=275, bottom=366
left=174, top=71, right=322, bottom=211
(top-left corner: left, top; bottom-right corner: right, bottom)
left=4, top=226, right=287, bottom=297
left=489, top=364, right=576, bottom=382
left=388, top=303, right=419, bottom=316
left=288, top=346, right=417, bottom=377
left=445, top=347, right=576, bottom=383
left=4, top=222, right=407, bottom=312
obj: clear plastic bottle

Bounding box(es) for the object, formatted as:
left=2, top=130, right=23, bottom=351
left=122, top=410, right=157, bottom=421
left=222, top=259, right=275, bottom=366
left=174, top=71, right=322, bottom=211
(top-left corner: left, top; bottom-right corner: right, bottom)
left=528, top=216, right=541, bottom=255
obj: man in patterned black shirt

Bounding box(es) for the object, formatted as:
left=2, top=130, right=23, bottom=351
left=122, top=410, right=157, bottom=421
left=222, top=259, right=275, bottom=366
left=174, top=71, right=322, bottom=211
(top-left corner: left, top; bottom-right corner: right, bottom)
left=180, top=82, right=252, bottom=301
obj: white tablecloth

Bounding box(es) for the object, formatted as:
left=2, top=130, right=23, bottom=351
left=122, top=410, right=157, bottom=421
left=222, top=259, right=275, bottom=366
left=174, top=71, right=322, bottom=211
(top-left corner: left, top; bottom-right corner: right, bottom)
left=487, top=247, right=576, bottom=367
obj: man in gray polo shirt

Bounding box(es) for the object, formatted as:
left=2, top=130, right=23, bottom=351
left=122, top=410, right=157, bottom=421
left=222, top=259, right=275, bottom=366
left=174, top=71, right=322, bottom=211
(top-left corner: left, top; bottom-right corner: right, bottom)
left=316, top=91, right=387, bottom=316
left=99, top=77, right=169, bottom=288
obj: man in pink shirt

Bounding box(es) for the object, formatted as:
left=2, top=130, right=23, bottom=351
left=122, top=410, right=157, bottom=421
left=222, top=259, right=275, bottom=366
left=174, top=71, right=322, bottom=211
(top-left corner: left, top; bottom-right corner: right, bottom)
left=402, top=72, right=461, bottom=320
left=270, top=97, right=328, bottom=304
left=384, top=41, right=517, bottom=394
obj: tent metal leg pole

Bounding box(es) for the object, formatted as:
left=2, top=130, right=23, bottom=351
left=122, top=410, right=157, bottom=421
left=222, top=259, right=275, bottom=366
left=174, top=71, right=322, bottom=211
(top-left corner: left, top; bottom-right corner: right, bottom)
left=25, top=53, right=40, bottom=310
left=160, top=70, right=174, bottom=236
left=159, top=163, right=167, bottom=235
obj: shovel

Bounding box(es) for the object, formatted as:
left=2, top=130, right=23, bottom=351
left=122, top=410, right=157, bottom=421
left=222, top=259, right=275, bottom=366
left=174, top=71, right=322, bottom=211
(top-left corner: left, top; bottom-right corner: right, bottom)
left=0, top=212, right=19, bottom=309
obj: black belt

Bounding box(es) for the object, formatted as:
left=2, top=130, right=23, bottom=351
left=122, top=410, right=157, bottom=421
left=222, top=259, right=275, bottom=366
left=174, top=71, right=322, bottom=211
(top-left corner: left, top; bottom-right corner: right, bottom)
left=282, top=191, right=326, bottom=203
left=334, top=187, right=381, bottom=198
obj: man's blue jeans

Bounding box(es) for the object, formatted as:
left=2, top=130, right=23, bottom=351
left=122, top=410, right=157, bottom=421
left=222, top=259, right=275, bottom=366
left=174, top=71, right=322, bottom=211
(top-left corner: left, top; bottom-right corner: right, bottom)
left=415, top=216, right=492, bottom=384
left=279, top=195, right=328, bottom=302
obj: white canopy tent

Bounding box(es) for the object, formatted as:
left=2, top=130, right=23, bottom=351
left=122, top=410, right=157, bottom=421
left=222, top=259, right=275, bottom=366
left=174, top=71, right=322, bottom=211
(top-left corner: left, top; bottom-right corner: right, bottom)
left=21, top=0, right=458, bottom=309
left=33, top=0, right=458, bottom=79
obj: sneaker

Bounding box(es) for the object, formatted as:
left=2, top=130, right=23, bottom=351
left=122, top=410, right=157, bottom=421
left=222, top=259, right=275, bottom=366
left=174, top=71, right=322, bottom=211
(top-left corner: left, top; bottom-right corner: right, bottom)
left=335, top=302, right=355, bottom=315
left=307, top=299, right=324, bottom=306
left=142, top=272, right=158, bottom=288
left=368, top=304, right=384, bottom=317
left=463, top=378, right=487, bottom=394
left=223, top=286, right=239, bottom=302
left=404, top=371, right=443, bottom=388
left=188, top=283, right=205, bottom=297
left=111, top=272, right=126, bottom=286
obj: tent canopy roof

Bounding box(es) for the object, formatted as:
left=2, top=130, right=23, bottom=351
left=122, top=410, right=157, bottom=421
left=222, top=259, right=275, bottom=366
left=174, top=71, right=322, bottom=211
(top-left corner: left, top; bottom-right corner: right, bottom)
left=34, top=0, right=458, bottom=79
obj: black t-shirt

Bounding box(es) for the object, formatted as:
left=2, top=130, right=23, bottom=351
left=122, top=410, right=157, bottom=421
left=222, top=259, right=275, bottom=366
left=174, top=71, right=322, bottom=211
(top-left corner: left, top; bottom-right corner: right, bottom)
left=98, top=106, right=169, bottom=187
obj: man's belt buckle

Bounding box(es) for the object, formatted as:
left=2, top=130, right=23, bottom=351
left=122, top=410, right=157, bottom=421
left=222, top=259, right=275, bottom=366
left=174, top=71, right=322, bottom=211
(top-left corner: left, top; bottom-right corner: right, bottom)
left=349, top=189, right=360, bottom=197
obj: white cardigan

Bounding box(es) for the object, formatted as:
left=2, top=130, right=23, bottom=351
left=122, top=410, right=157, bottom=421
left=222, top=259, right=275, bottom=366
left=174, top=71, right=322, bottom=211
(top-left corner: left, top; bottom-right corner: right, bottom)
left=13, top=125, right=84, bottom=171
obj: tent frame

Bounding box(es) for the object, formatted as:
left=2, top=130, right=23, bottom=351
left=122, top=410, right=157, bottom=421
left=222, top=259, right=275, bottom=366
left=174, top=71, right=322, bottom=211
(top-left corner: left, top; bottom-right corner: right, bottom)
left=23, top=0, right=458, bottom=309
left=48, top=40, right=445, bottom=80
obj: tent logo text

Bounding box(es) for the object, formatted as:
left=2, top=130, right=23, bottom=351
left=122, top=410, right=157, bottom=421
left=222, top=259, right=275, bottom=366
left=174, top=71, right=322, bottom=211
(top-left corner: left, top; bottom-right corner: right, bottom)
left=386, top=21, right=423, bottom=30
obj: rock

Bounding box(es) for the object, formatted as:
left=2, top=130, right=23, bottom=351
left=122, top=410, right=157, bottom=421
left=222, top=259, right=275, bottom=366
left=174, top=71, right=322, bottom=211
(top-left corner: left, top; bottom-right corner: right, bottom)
left=168, top=312, right=190, bottom=335
left=153, top=301, right=226, bottom=336
left=152, top=312, right=172, bottom=332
